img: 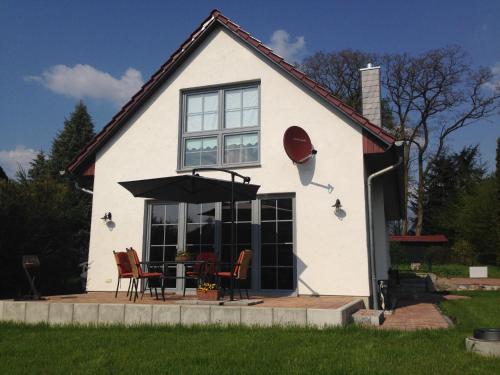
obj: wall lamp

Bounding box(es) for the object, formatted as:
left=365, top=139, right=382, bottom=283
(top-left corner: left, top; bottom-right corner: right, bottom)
left=101, top=212, right=112, bottom=222
left=332, top=199, right=342, bottom=213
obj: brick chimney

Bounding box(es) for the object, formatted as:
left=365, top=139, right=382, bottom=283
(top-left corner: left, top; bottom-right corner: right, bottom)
left=360, top=63, right=381, bottom=127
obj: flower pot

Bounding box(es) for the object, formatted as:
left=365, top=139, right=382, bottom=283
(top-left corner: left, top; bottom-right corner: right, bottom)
left=175, top=255, right=191, bottom=262
left=197, top=289, right=221, bottom=301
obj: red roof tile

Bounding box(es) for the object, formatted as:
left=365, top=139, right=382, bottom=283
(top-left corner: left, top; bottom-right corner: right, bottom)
left=68, top=9, right=396, bottom=174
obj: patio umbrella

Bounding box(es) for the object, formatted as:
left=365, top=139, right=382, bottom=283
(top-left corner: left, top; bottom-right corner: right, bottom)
left=119, top=168, right=260, bottom=300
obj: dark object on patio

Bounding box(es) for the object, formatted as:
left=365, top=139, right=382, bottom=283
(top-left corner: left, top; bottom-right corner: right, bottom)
left=119, top=168, right=260, bottom=301
left=112, top=251, right=133, bottom=298
left=473, top=328, right=500, bottom=341
left=126, top=248, right=164, bottom=302
left=216, top=250, right=252, bottom=299
left=18, top=255, right=42, bottom=300
left=184, top=251, right=218, bottom=297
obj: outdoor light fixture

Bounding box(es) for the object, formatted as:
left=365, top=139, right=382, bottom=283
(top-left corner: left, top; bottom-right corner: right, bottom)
left=332, top=199, right=342, bottom=213
left=101, top=212, right=112, bottom=222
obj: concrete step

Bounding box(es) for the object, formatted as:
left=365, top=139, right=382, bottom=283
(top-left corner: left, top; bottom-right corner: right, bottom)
left=352, top=309, right=384, bottom=326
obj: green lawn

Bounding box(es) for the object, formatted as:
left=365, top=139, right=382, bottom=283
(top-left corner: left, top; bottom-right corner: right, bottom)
left=394, top=263, right=500, bottom=278
left=1, top=292, right=499, bottom=374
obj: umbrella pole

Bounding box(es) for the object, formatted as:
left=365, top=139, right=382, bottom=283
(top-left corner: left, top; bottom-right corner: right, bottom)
left=230, top=173, right=235, bottom=301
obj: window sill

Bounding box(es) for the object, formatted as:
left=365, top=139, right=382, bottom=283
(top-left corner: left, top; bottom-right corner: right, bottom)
left=176, top=163, right=261, bottom=174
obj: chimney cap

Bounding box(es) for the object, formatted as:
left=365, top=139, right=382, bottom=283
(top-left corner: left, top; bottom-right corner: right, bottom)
left=359, top=63, right=381, bottom=71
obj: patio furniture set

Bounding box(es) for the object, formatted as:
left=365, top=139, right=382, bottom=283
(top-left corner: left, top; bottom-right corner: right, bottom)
left=113, top=248, right=252, bottom=303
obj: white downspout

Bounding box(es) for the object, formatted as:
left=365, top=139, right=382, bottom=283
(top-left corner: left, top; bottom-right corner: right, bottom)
left=367, top=156, right=402, bottom=310
left=60, top=170, right=94, bottom=195
left=75, top=182, right=93, bottom=195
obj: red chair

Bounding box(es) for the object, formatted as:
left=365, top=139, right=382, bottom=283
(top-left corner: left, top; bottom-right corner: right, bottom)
left=113, top=251, right=133, bottom=298
left=184, top=251, right=217, bottom=296
left=126, top=247, right=164, bottom=302
left=216, top=250, right=252, bottom=299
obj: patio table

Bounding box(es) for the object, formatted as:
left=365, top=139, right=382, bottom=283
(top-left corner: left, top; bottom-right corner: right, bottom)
left=142, top=260, right=218, bottom=299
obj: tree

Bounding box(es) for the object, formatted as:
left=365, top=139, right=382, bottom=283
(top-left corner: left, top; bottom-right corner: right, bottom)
left=497, top=138, right=500, bottom=240
left=303, top=47, right=500, bottom=235
left=0, top=166, right=7, bottom=181
left=50, top=101, right=95, bottom=176
left=444, top=177, right=498, bottom=265
left=301, top=50, right=396, bottom=129
left=382, top=46, right=500, bottom=234
left=0, top=101, right=96, bottom=297
left=28, top=151, right=50, bottom=180
left=420, top=145, right=485, bottom=236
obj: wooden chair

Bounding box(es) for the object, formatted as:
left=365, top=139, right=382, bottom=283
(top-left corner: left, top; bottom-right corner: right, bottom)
left=126, top=248, right=164, bottom=302
left=112, top=251, right=133, bottom=298
left=183, top=251, right=217, bottom=296
left=216, top=249, right=252, bottom=299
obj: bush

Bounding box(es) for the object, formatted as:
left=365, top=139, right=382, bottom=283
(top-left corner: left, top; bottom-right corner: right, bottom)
left=451, top=239, right=477, bottom=266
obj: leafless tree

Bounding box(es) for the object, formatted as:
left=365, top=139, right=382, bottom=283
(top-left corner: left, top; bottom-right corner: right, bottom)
left=302, top=47, right=500, bottom=235
left=383, top=46, right=500, bottom=234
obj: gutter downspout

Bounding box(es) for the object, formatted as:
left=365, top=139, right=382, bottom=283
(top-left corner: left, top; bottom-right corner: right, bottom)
left=60, top=170, right=94, bottom=195
left=75, top=182, right=93, bottom=195
left=367, top=156, right=402, bottom=310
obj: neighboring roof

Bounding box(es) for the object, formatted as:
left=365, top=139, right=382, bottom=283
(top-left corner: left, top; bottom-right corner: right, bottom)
left=389, top=235, right=449, bottom=243
left=68, top=9, right=396, bottom=174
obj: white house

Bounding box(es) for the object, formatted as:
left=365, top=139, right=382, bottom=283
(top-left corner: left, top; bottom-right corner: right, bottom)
left=68, top=10, right=403, bottom=307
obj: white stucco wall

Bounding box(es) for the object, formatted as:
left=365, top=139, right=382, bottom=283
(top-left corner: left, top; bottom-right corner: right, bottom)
left=86, top=27, right=371, bottom=297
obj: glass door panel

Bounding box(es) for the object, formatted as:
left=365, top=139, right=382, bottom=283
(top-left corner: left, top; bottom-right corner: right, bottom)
left=260, top=198, right=294, bottom=290
left=185, top=203, right=216, bottom=287
left=148, top=203, right=179, bottom=288
left=221, top=201, right=253, bottom=287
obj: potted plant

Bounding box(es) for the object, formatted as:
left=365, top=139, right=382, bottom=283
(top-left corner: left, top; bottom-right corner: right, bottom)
left=175, top=250, right=192, bottom=262
left=197, top=282, right=220, bottom=301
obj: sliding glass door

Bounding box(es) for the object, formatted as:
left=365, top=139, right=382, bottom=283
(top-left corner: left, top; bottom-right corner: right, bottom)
left=145, top=196, right=295, bottom=292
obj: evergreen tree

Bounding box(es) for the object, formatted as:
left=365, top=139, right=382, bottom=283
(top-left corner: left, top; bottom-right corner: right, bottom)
left=497, top=138, right=500, bottom=227
left=447, top=177, right=497, bottom=264
left=50, top=101, right=95, bottom=175
left=0, top=166, right=7, bottom=181
left=28, top=151, right=50, bottom=180
left=420, top=145, right=485, bottom=236
left=0, top=101, right=96, bottom=297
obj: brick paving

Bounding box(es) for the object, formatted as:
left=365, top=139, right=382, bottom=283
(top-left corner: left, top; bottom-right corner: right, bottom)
left=448, top=278, right=500, bottom=286
left=380, top=295, right=452, bottom=330
left=37, top=292, right=353, bottom=309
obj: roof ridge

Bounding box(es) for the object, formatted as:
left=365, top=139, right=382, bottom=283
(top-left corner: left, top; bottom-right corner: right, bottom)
left=68, top=9, right=395, bottom=173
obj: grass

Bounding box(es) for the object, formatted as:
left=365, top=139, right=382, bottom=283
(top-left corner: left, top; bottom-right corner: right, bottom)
left=1, top=292, right=499, bottom=374
left=394, top=263, right=500, bottom=278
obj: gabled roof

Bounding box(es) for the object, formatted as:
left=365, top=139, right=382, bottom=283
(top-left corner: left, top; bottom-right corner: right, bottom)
left=68, top=9, right=396, bottom=174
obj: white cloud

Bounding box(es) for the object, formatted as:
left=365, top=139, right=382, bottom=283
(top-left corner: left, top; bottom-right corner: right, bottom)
left=0, top=145, right=37, bottom=178
left=268, top=29, right=306, bottom=63
left=25, top=64, right=144, bottom=106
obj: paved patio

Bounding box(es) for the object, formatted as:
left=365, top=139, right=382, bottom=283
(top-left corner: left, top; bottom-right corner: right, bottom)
left=0, top=293, right=365, bottom=328
left=380, top=294, right=466, bottom=330
left=39, top=292, right=354, bottom=309
left=1, top=292, right=466, bottom=330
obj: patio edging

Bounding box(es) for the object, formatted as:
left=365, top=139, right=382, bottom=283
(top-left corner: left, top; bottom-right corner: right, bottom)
left=0, top=299, right=365, bottom=328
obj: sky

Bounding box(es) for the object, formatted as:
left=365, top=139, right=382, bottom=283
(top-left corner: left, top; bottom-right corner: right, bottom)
left=0, top=0, right=499, bottom=177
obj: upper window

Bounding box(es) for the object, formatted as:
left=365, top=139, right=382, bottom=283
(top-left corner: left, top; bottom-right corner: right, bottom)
left=180, top=84, right=260, bottom=169
left=224, top=87, right=259, bottom=128
left=186, top=92, right=218, bottom=132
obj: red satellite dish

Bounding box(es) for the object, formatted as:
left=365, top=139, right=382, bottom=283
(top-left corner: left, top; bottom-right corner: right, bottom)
left=283, top=126, right=317, bottom=164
